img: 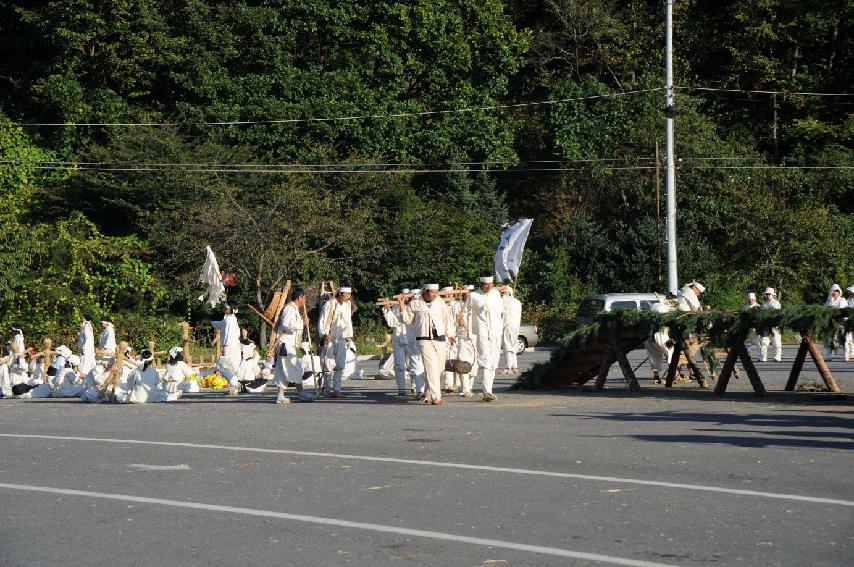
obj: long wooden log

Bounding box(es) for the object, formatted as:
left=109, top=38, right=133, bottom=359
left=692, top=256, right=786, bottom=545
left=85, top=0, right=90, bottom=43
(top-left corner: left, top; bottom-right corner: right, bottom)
left=737, top=345, right=766, bottom=397
left=265, top=280, right=292, bottom=362
left=614, top=344, right=641, bottom=392
left=803, top=331, right=841, bottom=393
left=714, top=344, right=741, bottom=395
left=593, top=349, right=616, bottom=391
left=784, top=336, right=810, bottom=391
left=664, top=340, right=683, bottom=388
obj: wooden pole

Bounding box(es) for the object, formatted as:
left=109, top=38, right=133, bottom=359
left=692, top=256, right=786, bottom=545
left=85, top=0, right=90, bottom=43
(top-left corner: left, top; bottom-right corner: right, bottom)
left=784, top=336, right=810, bottom=391
left=803, top=331, right=841, bottom=393
left=664, top=338, right=682, bottom=387
left=594, top=350, right=616, bottom=391
left=714, top=343, right=741, bottom=395
left=180, top=322, right=193, bottom=367
left=737, top=345, right=766, bottom=397
left=264, top=280, right=291, bottom=362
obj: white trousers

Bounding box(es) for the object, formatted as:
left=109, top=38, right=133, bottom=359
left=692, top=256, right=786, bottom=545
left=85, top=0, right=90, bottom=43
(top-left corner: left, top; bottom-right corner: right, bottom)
left=846, top=332, right=854, bottom=361
left=320, top=338, right=351, bottom=392
left=419, top=340, right=447, bottom=401
left=406, top=342, right=426, bottom=393
left=392, top=338, right=409, bottom=390
left=502, top=326, right=519, bottom=369
left=645, top=330, right=673, bottom=375
left=760, top=328, right=782, bottom=360
left=476, top=335, right=502, bottom=394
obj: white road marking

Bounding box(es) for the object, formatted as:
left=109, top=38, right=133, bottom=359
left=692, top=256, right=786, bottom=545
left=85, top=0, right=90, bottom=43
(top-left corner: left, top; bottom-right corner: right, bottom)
left=0, top=482, right=676, bottom=567
left=1, top=433, right=852, bottom=507
left=126, top=463, right=191, bottom=471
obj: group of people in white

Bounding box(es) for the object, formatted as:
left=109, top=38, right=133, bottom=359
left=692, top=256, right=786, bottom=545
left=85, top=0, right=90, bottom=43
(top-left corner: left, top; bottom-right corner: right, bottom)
left=643, top=282, right=854, bottom=383
left=380, top=273, right=523, bottom=405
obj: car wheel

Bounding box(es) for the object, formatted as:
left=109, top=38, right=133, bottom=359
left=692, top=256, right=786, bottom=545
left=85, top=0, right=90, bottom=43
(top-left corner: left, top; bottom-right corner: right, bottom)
left=516, top=336, right=528, bottom=354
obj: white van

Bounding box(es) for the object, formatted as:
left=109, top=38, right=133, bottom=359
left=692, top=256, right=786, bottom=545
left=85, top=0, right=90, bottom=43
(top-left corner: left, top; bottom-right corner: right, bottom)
left=575, top=293, right=667, bottom=326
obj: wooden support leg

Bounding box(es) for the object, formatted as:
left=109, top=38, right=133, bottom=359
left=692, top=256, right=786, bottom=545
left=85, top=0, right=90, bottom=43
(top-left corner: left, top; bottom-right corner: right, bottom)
left=737, top=345, right=766, bottom=397
left=804, top=333, right=841, bottom=393
left=714, top=346, right=740, bottom=395
left=594, top=350, right=617, bottom=391
left=684, top=356, right=709, bottom=388
left=665, top=341, right=682, bottom=388
left=784, top=338, right=809, bottom=391
left=614, top=344, right=641, bottom=392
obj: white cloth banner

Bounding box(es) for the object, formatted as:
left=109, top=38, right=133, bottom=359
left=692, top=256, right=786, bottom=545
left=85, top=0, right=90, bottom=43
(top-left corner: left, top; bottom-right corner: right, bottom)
left=494, top=218, right=533, bottom=282
left=198, top=245, right=227, bottom=306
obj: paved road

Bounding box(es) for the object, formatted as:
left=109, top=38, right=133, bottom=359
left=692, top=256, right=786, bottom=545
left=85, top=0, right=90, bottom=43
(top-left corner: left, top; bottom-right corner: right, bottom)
left=0, top=348, right=851, bottom=566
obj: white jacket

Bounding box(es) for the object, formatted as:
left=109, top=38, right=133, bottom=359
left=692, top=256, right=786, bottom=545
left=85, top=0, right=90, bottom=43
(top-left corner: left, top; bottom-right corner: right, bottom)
left=762, top=299, right=781, bottom=310
left=318, top=299, right=353, bottom=340
left=383, top=305, right=409, bottom=343
left=400, top=298, right=456, bottom=340
left=677, top=286, right=701, bottom=312
left=468, top=288, right=504, bottom=338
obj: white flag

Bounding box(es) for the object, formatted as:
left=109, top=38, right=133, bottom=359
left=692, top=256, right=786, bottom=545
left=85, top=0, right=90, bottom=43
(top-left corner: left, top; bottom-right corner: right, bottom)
left=198, top=245, right=226, bottom=306
left=494, top=218, right=533, bottom=283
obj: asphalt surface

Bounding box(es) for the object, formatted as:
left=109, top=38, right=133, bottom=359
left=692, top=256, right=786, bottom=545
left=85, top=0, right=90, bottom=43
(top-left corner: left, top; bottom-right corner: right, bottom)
left=0, top=345, right=852, bottom=567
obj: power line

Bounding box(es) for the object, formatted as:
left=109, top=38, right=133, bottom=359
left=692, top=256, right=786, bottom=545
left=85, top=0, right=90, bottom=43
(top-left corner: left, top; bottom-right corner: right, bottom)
left=27, top=163, right=851, bottom=174
left=15, top=88, right=663, bottom=128
left=679, top=86, right=854, bottom=97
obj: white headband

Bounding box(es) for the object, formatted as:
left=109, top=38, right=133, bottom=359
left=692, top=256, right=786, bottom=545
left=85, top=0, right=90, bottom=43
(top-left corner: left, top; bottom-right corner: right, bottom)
left=480, top=276, right=494, bottom=283
left=168, top=346, right=183, bottom=358
left=339, top=287, right=352, bottom=293
left=423, top=284, right=439, bottom=291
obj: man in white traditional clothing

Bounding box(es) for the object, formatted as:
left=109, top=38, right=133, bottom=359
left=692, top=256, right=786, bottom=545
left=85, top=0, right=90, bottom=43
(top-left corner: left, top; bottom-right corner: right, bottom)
left=500, top=286, right=523, bottom=374
left=77, top=314, right=96, bottom=375
left=54, top=354, right=86, bottom=398
left=467, top=272, right=504, bottom=402
left=759, top=288, right=782, bottom=362
left=161, top=346, right=193, bottom=401
left=318, top=286, right=355, bottom=398
left=743, top=292, right=761, bottom=358
left=98, top=318, right=117, bottom=362
left=845, top=285, right=854, bottom=362
left=9, top=327, right=28, bottom=386
left=454, top=284, right=479, bottom=397
left=211, top=304, right=241, bottom=371
left=399, top=283, right=456, bottom=405
left=273, top=288, right=313, bottom=403
left=441, top=286, right=463, bottom=392
left=825, top=284, right=847, bottom=360
left=384, top=287, right=414, bottom=396
left=645, top=302, right=673, bottom=383
left=402, top=289, right=427, bottom=398
left=677, top=281, right=705, bottom=312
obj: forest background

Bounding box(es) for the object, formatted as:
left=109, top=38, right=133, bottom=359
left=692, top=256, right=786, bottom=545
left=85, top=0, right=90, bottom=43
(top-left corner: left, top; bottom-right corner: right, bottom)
left=0, top=0, right=851, bottom=351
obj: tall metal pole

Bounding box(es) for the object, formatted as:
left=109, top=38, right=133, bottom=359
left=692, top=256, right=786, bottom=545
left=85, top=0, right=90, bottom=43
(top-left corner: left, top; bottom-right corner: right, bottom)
left=664, top=0, right=678, bottom=296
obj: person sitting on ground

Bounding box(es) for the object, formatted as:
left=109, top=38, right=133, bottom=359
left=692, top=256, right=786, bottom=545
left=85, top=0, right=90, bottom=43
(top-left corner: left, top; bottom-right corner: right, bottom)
left=54, top=355, right=86, bottom=398
left=126, top=349, right=167, bottom=403
left=162, top=346, right=193, bottom=401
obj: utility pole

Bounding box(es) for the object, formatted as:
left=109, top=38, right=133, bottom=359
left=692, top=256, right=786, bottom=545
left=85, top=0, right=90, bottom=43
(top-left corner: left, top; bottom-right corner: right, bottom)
left=664, top=0, right=678, bottom=296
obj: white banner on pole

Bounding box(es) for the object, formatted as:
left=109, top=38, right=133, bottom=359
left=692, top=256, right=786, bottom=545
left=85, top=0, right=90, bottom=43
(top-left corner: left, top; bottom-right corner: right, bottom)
left=494, top=218, right=533, bottom=282
left=198, top=245, right=226, bottom=305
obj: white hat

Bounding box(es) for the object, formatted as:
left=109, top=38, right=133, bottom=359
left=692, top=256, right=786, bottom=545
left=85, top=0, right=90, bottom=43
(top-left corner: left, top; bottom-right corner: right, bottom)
left=829, top=284, right=842, bottom=293
left=479, top=276, right=494, bottom=283
left=847, top=285, right=854, bottom=295
left=339, top=286, right=352, bottom=294
left=401, top=288, right=410, bottom=294
left=423, top=283, right=439, bottom=291
left=168, top=346, right=183, bottom=358
left=441, top=286, right=454, bottom=292
left=68, top=354, right=80, bottom=366
left=746, top=292, right=756, bottom=300
left=690, top=281, right=706, bottom=293
left=763, top=287, right=776, bottom=296
left=56, top=345, right=72, bottom=358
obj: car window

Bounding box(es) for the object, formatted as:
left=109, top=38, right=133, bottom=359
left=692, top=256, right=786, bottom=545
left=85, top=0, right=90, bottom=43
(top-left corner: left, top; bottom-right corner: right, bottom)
left=640, top=300, right=660, bottom=309
left=610, top=300, right=638, bottom=311
left=577, top=299, right=605, bottom=316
